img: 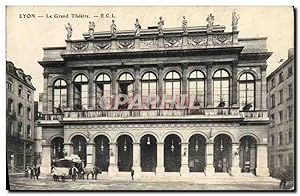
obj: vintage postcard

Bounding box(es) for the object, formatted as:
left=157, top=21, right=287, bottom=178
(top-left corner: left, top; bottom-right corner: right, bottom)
left=6, top=6, right=295, bottom=191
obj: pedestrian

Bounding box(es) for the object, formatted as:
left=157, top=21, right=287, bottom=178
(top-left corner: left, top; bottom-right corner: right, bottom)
left=35, top=166, right=40, bottom=180
left=131, top=168, right=134, bottom=180
left=279, top=167, right=288, bottom=189
left=71, top=165, right=78, bottom=181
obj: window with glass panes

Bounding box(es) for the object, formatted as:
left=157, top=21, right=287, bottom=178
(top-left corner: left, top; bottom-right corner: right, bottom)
left=239, top=73, right=255, bottom=110
left=53, top=79, right=67, bottom=112
left=188, top=70, right=205, bottom=107
left=118, top=73, right=134, bottom=109
left=213, top=69, right=230, bottom=107
left=141, top=72, right=157, bottom=108
left=73, top=74, right=89, bottom=110
left=95, top=73, right=111, bottom=109
left=165, top=71, right=181, bottom=108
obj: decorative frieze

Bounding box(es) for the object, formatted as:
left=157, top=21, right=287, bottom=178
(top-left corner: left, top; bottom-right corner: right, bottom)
left=93, top=41, right=111, bottom=50
left=212, top=34, right=233, bottom=46
left=163, top=37, right=183, bottom=48
left=188, top=36, right=208, bottom=47
left=71, top=41, right=89, bottom=52
left=117, top=40, right=135, bottom=49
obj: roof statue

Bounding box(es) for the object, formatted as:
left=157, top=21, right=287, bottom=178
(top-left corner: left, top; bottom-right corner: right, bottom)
left=111, top=20, right=117, bottom=38
left=88, top=21, right=95, bottom=39
left=158, top=16, right=164, bottom=35
left=182, top=16, right=188, bottom=34
left=65, top=22, right=72, bottom=40
left=134, top=18, right=141, bottom=36
left=206, top=13, right=214, bottom=33
left=232, top=9, right=240, bottom=32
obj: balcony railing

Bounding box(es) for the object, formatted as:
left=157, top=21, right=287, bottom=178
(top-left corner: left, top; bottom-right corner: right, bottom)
left=240, top=110, right=268, bottom=119
left=40, top=107, right=246, bottom=120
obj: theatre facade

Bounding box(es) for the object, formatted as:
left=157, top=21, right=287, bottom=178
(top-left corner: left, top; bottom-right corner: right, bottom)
left=38, top=20, right=271, bottom=177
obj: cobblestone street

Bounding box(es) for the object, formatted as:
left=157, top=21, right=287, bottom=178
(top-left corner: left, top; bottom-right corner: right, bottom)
left=8, top=175, right=284, bottom=191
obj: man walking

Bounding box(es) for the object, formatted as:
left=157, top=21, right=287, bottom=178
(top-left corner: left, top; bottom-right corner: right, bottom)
left=279, top=167, right=288, bottom=189
left=131, top=168, right=134, bottom=180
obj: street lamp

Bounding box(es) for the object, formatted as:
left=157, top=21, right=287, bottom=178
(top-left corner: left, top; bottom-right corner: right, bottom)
left=195, top=139, right=199, bottom=152
left=171, top=139, right=175, bottom=152
left=220, top=138, right=224, bottom=152
left=100, top=139, right=104, bottom=152
left=78, top=140, right=82, bottom=152
left=123, top=139, right=127, bottom=152
left=147, top=136, right=151, bottom=145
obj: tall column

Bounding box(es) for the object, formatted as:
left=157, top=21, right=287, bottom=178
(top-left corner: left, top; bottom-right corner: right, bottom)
left=132, top=143, right=141, bottom=175
left=180, top=142, right=189, bottom=176
left=42, top=73, right=49, bottom=113
left=232, top=60, right=238, bottom=107
left=156, top=142, right=164, bottom=175
left=157, top=64, right=164, bottom=107
left=205, top=142, right=215, bottom=176
left=63, top=143, right=73, bottom=157
left=86, top=143, right=95, bottom=168
left=88, top=67, right=94, bottom=109
left=111, top=66, right=117, bottom=108
left=256, top=143, right=270, bottom=176
left=40, top=144, right=51, bottom=174
left=206, top=63, right=213, bottom=107
left=134, top=65, right=141, bottom=103
left=231, top=142, right=241, bottom=176
left=108, top=143, right=118, bottom=176
left=181, top=64, right=188, bottom=107
left=261, top=64, right=267, bottom=109
left=67, top=81, right=73, bottom=110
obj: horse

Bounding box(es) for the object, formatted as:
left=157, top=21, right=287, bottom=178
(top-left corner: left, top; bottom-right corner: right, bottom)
left=51, top=167, right=68, bottom=182
left=83, top=166, right=102, bottom=180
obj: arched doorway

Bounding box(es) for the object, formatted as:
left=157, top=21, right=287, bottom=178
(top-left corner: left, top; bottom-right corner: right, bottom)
left=214, top=134, right=232, bottom=172
left=71, top=135, right=87, bottom=166
left=51, top=137, right=64, bottom=162
left=188, top=134, right=206, bottom=172
left=239, top=136, right=257, bottom=174
left=94, top=135, right=110, bottom=171
left=117, top=135, right=133, bottom=171
left=164, top=134, right=181, bottom=172
left=140, top=134, right=157, bottom=172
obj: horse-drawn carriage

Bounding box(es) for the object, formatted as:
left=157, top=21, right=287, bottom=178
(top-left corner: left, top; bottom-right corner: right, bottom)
left=51, top=155, right=83, bottom=181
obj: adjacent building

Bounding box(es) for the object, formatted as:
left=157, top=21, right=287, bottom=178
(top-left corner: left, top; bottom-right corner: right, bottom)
left=6, top=61, right=36, bottom=171
left=267, top=48, right=294, bottom=178
left=38, top=20, right=271, bottom=178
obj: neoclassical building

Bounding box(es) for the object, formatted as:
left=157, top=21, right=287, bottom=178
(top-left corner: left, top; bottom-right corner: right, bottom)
left=38, top=20, right=271, bottom=178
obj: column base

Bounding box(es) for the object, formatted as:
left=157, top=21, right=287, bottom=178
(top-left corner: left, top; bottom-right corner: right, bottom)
left=155, top=166, right=165, bottom=176
left=230, top=167, right=241, bottom=176
left=204, top=166, right=215, bottom=176
left=180, top=165, right=189, bottom=177
left=108, top=165, right=118, bottom=177
left=256, top=167, right=270, bottom=177
left=132, top=166, right=142, bottom=178
left=40, top=165, right=51, bottom=175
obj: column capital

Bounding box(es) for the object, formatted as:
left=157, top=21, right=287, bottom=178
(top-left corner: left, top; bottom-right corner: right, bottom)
left=206, top=62, right=214, bottom=69
left=42, top=144, right=52, bottom=147
left=157, top=64, right=164, bottom=70
left=43, top=72, right=49, bottom=79
left=180, top=63, right=188, bottom=70
left=111, top=65, right=117, bottom=71
left=86, top=142, right=95, bottom=146
left=261, top=64, right=268, bottom=71
left=63, top=143, right=73, bottom=146
left=232, top=59, right=238, bottom=66
left=134, top=65, right=140, bottom=71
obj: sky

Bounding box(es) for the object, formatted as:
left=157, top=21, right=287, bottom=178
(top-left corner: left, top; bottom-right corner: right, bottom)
left=6, top=6, right=294, bottom=101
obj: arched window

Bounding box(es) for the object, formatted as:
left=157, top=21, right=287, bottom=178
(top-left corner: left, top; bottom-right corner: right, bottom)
left=141, top=72, right=157, bottom=108
left=239, top=73, right=255, bottom=111
left=213, top=69, right=230, bottom=107
left=73, top=74, right=89, bottom=110
left=18, top=103, right=23, bottom=116
left=95, top=73, right=111, bottom=109
left=165, top=71, right=181, bottom=108
left=118, top=72, right=134, bottom=109
left=188, top=70, right=205, bottom=107
left=53, top=79, right=67, bottom=112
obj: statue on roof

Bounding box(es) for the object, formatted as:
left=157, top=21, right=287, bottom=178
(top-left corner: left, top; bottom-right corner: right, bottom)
left=232, top=9, right=240, bottom=32
left=158, top=16, right=164, bottom=35
left=182, top=16, right=188, bottom=34
left=65, top=23, right=72, bottom=40
left=206, top=13, right=214, bottom=33
left=134, top=18, right=141, bottom=36
left=111, top=20, right=117, bottom=38
left=88, top=21, right=95, bottom=39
